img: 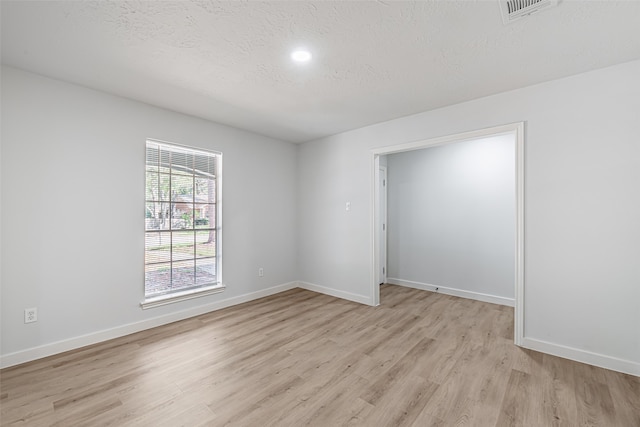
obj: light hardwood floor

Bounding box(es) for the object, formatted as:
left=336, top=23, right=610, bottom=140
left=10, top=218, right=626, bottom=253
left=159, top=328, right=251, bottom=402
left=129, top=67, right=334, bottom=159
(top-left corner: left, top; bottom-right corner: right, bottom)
left=1, top=285, right=638, bottom=426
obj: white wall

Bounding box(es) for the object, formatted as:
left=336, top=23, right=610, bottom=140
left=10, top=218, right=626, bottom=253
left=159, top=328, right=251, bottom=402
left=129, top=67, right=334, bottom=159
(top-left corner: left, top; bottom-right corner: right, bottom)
left=387, top=135, right=515, bottom=301
left=0, top=66, right=298, bottom=363
left=3, top=61, right=639, bottom=375
left=297, top=60, right=640, bottom=375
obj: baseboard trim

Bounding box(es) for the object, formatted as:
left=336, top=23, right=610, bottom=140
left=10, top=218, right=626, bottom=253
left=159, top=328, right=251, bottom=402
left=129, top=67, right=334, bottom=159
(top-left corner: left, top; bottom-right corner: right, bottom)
left=0, top=281, right=298, bottom=369
left=4, top=281, right=636, bottom=378
left=387, top=278, right=515, bottom=307
left=297, top=281, right=372, bottom=306
left=521, top=337, right=639, bottom=377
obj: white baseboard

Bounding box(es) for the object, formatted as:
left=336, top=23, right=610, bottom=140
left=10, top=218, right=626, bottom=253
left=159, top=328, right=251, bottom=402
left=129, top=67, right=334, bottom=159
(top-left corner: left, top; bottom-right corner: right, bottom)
left=521, top=337, right=639, bottom=377
left=387, top=278, right=515, bottom=307
left=4, top=280, right=636, bottom=378
left=0, top=281, right=298, bottom=369
left=388, top=278, right=638, bottom=376
left=297, top=281, right=372, bottom=306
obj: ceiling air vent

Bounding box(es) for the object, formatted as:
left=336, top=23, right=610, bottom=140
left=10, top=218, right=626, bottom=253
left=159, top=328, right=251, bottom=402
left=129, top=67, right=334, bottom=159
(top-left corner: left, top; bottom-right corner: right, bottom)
left=499, top=0, right=558, bottom=24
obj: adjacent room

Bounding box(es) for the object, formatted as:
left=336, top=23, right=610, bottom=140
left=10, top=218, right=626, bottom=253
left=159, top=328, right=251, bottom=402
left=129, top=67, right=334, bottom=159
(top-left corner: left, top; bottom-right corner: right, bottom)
left=383, top=132, right=516, bottom=306
left=1, top=1, right=639, bottom=426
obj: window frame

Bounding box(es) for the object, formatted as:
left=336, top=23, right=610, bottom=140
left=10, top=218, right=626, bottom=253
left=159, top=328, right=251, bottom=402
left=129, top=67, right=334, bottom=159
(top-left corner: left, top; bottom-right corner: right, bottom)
left=141, top=139, right=224, bottom=309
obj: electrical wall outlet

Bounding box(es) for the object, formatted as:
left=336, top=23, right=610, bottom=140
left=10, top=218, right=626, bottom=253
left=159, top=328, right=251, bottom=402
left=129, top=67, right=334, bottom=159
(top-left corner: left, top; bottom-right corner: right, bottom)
left=25, top=307, right=38, bottom=323
left=258, top=267, right=264, bottom=277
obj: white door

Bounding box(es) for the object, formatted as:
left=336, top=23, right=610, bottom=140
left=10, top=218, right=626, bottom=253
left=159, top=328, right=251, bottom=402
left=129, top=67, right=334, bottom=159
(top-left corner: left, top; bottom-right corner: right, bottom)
left=379, top=166, right=387, bottom=284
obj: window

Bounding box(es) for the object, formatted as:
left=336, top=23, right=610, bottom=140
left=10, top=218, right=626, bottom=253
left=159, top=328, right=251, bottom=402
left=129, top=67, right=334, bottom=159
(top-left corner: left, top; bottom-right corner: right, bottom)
left=143, top=140, right=223, bottom=308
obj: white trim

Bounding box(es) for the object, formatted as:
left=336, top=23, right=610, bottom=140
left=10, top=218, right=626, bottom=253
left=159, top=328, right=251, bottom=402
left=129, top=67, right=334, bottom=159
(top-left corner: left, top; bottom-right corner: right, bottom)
left=371, top=123, right=522, bottom=156
left=514, top=122, right=525, bottom=345
left=521, top=337, right=640, bottom=377
left=216, top=152, right=224, bottom=289
left=0, top=281, right=298, bottom=369
left=371, top=122, right=524, bottom=344
left=379, top=166, right=388, bottom=285
left=371, top=155, right=381, bottom=306
left=297, top=281, right=373, bottom=306
left=141, top=284, right=226, bottom=309
left=387, top=278, right=515, bottom=307
left=4, top=279, right=637, bottom=378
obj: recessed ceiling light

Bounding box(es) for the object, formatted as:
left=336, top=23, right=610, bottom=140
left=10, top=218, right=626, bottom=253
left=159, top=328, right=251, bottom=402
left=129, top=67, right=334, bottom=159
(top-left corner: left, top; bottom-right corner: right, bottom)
left=291, top=49, right=312, bottom=63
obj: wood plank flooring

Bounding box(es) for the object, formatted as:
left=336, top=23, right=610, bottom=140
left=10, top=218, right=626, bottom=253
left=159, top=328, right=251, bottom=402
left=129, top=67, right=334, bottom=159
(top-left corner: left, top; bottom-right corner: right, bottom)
left=1, top=285, right=638, bottom=426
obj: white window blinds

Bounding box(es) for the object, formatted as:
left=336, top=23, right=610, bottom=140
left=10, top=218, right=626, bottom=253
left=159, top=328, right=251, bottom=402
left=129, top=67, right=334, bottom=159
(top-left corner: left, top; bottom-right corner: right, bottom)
left=145, top=140, right=220, bottom=300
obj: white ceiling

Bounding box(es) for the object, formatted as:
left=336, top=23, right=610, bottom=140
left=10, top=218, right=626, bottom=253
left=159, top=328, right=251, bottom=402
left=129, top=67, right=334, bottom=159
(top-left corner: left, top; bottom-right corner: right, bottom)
left=2, top=1, right=639, bottom=143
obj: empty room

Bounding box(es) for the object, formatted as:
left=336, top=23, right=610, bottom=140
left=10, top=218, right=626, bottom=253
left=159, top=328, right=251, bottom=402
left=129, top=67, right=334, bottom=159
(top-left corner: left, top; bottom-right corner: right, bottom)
left=1, top=1, right=639, bottom=426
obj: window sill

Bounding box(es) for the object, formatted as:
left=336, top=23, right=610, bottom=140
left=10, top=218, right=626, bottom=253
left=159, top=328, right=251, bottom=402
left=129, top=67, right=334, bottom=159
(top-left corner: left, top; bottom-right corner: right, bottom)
left=140, top=284, right=226, bottom=309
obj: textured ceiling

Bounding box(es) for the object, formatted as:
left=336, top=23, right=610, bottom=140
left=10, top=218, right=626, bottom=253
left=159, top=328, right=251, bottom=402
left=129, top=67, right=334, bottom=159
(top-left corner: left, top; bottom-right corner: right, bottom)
left=2, top=1, right=640, bottom=143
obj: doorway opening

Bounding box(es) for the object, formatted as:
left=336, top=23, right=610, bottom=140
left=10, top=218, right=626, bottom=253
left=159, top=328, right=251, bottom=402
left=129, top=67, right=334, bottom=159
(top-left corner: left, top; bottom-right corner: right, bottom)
left=371, top=123, right=524, bottom=345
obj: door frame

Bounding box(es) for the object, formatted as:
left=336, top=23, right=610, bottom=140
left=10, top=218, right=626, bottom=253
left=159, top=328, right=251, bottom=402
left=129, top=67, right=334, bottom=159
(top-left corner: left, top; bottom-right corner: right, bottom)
left=370, top=122, right=525, bottom=345
left=378, top=166, right=388, bottom=285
